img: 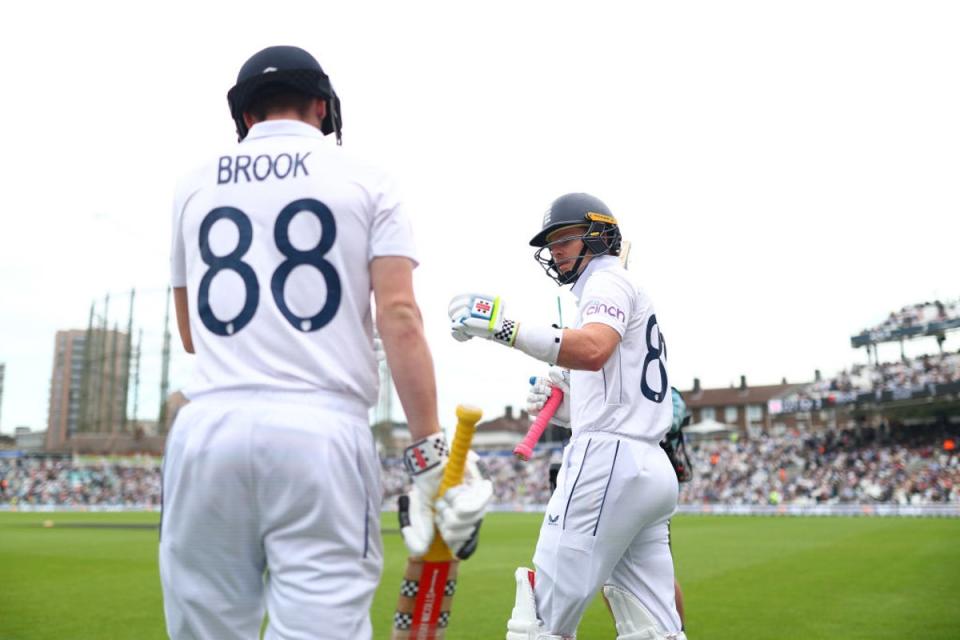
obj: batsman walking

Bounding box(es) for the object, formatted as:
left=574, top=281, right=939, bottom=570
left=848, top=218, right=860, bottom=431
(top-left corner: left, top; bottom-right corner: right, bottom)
left=448, top=193, right=686, bottom=639
left=162, top=45, right=490, bottom=639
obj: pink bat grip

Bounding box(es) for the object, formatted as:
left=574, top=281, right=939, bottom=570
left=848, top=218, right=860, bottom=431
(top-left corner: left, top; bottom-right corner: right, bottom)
left=513, top=385, right=564, bottom=461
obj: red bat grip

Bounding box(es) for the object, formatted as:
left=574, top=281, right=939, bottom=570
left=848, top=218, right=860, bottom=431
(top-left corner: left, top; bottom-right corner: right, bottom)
left=514, top=385, right=564, bottom=461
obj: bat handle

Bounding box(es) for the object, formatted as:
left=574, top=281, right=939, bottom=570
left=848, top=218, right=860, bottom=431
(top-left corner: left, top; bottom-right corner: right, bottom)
left=437, top=404, right=483, bottom=497
left=422, top=405, right=483, bottom=562
left=514, top=386, right=564, bottom=461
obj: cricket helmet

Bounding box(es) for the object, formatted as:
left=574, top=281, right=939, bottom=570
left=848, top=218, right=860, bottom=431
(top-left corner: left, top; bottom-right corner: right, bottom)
left=227, top=45, right=342, bottom=143
left=531, top=192, right=622, bottom=285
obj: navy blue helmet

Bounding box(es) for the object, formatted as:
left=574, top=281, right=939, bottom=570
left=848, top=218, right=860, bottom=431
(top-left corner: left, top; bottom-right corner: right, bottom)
left=227, top=45, right=342, bottom=144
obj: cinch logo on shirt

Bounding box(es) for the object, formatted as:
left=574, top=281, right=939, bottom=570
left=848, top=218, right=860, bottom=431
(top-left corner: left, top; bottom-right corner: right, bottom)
left=584, top=302, right=625, bottom=323
left=217, top=152, right=312, bottom=184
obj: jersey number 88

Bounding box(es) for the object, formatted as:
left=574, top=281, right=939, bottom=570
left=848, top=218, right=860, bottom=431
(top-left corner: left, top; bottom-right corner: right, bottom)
left=197, top=198, right=341, bottom=336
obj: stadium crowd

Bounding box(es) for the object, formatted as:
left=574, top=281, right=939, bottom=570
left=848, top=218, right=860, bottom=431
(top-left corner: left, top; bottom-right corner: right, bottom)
left=825, top=352, right=959, bottom=394
left=783, top=351, right=960, bottom=408
left=679, top=423, right=959, bottom=506
left=2, top=425, right=956, bottom=509
left=0, top=456, right=161, bottom=507
left=855, top=298, right=960, bottom=342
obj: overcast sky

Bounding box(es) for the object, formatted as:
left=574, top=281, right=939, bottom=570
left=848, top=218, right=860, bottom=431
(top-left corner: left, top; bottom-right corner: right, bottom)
left=1, top=1, right=958, bottom=434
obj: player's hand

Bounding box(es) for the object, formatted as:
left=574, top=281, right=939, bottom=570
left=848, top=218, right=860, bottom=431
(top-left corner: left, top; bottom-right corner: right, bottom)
left=448, top=293, right=520, bottom=347
left=399, top=433, right=449, bottom=557
left=434, top=451, right=493, bottom=560
left=526, top=366, right=571, bottom=428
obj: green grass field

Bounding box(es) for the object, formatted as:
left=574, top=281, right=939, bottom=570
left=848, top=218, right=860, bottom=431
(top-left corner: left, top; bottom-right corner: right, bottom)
left=1, top=511, right=958, bottom=639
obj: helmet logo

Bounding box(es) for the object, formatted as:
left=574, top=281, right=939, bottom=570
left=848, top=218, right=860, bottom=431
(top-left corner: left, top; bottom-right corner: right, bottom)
left=586, top=212, right=617, bottom=225
left=542, top=208, right=552, bottom=228
left=262, top=66, right=278, bottom=74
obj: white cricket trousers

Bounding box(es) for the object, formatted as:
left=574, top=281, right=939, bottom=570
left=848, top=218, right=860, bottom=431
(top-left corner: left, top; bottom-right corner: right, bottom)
left=159, top=391, right=382, bottom=640
left=533, top=433, right=682, bottom=637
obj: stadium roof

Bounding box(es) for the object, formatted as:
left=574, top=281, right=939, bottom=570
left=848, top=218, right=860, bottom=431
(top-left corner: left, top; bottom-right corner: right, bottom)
left=850, top=317, right=960, bottom=348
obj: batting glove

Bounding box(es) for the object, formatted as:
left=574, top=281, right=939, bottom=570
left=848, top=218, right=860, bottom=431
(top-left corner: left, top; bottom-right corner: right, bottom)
left=526, top=367, right=571, bottom=428
left=448, top=293, right=520, bottom=346
left=434, top=451, right=493, bottom=560
left=398, top=432, right=449, bottom=557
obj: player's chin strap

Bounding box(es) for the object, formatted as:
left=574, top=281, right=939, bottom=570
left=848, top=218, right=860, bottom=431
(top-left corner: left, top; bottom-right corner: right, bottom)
left=602, top=585, right=687, bottom=640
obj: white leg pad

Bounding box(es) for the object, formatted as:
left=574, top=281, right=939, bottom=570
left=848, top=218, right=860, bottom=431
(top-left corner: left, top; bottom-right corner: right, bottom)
left=506, top=567, right=545, bottom=640
left=505, top=567, right=576, bottom=640
left=602, top=584, right=686, bottom=640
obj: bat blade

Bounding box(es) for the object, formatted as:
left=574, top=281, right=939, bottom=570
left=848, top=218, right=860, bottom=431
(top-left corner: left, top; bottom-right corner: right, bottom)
left=394, top=559, right=458, bottom=638
left=391, top=404, right=483, bottom=639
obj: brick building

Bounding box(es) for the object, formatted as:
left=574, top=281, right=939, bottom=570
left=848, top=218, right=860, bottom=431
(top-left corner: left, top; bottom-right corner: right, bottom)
left=680, top=376, right=828, bottom=435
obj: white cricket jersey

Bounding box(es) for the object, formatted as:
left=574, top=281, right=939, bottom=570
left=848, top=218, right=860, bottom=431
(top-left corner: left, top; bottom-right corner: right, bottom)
left=569, top=255, right=672, bottom=442
left=170, top=120, right=417, bottom=407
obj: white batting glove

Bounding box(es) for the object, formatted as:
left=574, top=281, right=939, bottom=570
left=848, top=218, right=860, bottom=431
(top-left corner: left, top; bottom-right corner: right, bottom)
left=526, top=367, right=571, bottom=428
left=434, top=451, right=493, bottom=560
left=448, top=293, right=520, bottom=346
left=398, top=433, right=449, bottom=557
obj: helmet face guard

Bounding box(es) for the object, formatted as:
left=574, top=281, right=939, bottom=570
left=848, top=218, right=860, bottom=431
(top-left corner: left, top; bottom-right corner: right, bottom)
left=226, top=46, right=342, bottom=144
left=532, top=206, right=622, bottom=286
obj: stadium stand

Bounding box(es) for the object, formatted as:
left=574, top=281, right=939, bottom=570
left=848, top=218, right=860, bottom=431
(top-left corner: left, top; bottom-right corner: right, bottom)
left=2, top=424, right=956, bottom=510
left=4, top=297, right=957, bottom=514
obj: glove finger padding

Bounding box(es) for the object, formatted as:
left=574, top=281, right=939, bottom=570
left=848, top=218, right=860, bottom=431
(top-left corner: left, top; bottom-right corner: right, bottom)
left=450, top=322, right=474, bottom=342
left=447, top=293, right=478, bottom=319
left=546, top=366, right=570, bottom=393
left=447, top=293, right=519, bottom=346
left=527, top=369, right=572, bottom=428
left=526, top=384, right=548, bottom=411
left=434, top=451, right=493, bottom=560
left=398, top=485, right=436, bottom=557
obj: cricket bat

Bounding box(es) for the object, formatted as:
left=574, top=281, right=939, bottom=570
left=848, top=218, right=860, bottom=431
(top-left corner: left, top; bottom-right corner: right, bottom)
left=391, top=404, right=483, bottom=639
left=619, top=238, right=632, bottom=269
left=513, top=383, right=564, bottom=461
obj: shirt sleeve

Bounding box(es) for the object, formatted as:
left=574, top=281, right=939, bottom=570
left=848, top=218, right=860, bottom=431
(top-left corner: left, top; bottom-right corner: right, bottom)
left=369, top=172, right=419, bottom=267
left=577, top=272, right=633, bottom=337
left=170, top=187, right=187, bottom=288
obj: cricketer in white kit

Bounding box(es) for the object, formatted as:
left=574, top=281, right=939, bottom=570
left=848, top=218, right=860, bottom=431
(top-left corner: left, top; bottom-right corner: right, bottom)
left=448, top=193, right=685, bottom=640
left=162, top=45, right=490, bottom=640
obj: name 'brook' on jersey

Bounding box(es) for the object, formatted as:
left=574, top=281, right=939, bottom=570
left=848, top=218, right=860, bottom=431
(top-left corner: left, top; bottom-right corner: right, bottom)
left=170, top=120, right=417, bottom=408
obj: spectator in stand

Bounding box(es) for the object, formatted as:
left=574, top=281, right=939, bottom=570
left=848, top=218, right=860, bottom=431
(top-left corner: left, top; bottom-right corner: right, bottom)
left=3, top=422, right=958, bottom=510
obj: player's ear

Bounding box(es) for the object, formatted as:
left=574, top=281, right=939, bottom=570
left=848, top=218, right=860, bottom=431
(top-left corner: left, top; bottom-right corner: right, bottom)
left=243, top=112, right=256, bottom=129
left=315, top=99, right=327, bottom=124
